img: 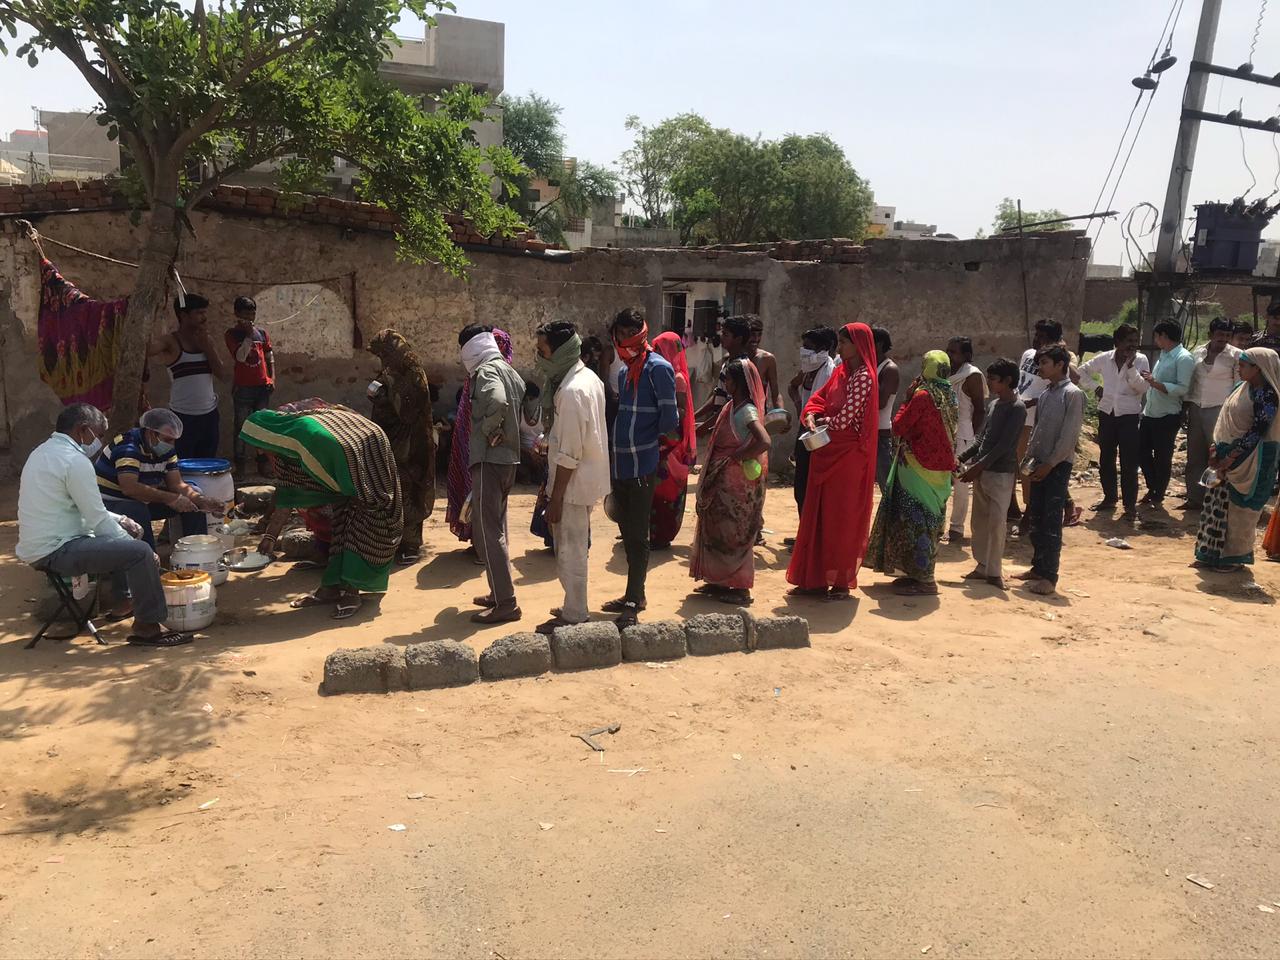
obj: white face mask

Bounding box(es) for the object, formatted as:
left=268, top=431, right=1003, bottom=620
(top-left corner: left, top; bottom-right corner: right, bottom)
left=799, top=348, right=828, bottom=373
left=80, top=434, right=103, bottom=459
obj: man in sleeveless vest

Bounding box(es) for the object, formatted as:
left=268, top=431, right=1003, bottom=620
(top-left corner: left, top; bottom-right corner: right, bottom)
left=147, top=294, right=231, bottom=460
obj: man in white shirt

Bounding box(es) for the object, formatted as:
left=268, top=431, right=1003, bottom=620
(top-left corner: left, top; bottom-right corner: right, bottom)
left=1074, top=323, right=1149, bottom=520
left=787, top=326, right=837, bottom=525
left=1182, top=316, right=1242, bottom=511
left=534, top=321, right=611, bottom=635
left=946, top=336, right=986, bottom=541
left=16, top=404, right=186, bottom=646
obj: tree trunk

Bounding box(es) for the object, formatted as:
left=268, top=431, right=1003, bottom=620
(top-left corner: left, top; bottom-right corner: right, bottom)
left=109, top=181, right=182, bottom=433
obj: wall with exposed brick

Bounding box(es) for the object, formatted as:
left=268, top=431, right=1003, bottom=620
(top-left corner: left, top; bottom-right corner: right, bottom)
left=1082, top=276, right=1260, bottom=328
left=0, top=180, right=1089, bottom=468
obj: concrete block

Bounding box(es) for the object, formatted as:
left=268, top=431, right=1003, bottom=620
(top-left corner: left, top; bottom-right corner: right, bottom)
left=684, top=613, right=747, bottom=656
left=323, top=644, right=407, bottom=695
left=405, top=640, right=479, bottom=689
left=479, top=632, right=552, bottom=680
left=621, top=620, right=687, bottom=662
left=754, top=616, right=811, bottom=650
left=551, top=621, right=621, bottom=671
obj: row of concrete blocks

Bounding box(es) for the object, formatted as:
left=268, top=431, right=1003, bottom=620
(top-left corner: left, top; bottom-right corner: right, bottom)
left=322, top=612, right=810, bottom=695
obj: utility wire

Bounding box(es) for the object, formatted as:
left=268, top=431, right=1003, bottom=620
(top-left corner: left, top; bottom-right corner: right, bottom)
left=1239, top=99, right=1257, bottom=197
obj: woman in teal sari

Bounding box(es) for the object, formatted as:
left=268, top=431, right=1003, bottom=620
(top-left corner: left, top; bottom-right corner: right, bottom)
left=1194, top=347, right=1280, bottom=571
left=243, top=404, right=403, bottom=619
left=865, top=350, right=959, bottom=596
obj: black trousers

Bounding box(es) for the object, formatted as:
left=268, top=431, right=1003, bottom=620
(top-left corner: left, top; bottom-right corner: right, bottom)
left=613, top=474, right=656, bottom=605
left=1097, top=411, right=1140, bottom=509
left=1139, top=413, right=1182, bottom=503
left=793, top=437, right=811, bottom=516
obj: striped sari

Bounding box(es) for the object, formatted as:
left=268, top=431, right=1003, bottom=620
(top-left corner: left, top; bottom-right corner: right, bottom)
left=241, top=406, right=403, bottom=593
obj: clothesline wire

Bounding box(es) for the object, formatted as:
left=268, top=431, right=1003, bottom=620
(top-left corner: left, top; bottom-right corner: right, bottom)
left=17, top=224, right=355, bottom=288
left=15, top=221, right=660, bottom=290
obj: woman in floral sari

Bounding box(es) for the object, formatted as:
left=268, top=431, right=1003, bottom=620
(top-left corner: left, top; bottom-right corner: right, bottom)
left=651, top=331, right=697, bottom=548
left=1194, top=347, right=1280, bottom=571
left=865, top=349, right=958, bottom=596
left=689, top=359, right=771, bottom=605
left=446, top=327, right=513, bottom=545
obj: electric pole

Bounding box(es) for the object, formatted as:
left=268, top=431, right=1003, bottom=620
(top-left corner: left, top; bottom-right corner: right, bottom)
left=1143, top=0, right=1223, bottom=341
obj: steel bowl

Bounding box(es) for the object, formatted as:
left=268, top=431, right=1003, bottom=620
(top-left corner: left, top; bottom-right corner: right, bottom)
left=800, top=426, right=831, bottom=451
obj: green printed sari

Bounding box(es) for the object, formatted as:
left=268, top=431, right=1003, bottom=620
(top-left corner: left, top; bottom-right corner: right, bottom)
left=242, top=406, right=403, bottom=593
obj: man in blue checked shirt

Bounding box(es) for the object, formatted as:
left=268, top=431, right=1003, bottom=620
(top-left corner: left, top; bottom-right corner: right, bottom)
left=606, top=307, right=679, bottom=627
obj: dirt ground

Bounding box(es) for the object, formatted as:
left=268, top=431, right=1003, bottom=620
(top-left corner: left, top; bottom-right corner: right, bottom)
left=1, top=466, right=1279, bottom=960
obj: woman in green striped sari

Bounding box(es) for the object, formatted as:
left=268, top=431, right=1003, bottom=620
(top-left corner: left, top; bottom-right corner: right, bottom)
left=242, top=405, right=403, bottom=619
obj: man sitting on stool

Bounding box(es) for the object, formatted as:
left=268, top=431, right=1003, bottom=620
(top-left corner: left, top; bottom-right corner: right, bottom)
left=16, top=404, right=187, bottom=646
left=95, top=408, right=223, bottom=548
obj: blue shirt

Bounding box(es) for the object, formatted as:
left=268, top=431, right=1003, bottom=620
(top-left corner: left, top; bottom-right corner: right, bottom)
left=1142, top=344, right=1194, bottom=419
left=94, top=427, right=179, bottom=495
left=611, top=352, right=678, bottom=480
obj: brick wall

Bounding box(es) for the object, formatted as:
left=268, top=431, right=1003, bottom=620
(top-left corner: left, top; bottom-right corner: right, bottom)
left=0, top=178, right=550, bottom=253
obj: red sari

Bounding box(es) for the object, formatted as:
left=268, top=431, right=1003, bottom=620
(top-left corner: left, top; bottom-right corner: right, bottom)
left=786, top=322, right=880, bottom=591
left=651, top=332, right=697, bottom=546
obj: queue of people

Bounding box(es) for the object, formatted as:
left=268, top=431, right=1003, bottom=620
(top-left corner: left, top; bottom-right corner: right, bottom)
left=14, top=294, right=1280, bottom=648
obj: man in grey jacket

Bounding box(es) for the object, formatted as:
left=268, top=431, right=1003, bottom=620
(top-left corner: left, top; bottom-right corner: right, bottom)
left=459, top=324, right=526, bottom=624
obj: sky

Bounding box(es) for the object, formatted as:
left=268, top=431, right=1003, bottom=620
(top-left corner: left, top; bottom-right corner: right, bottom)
left=2, top=0, right=1279, bottom=266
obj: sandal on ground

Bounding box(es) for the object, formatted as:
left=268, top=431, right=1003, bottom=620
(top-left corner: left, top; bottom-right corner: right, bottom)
left=105, top=604, right=134, bottom=623
left=1012, top=569, right=1041, bottom=581
left=292, top=559, right=324, bottom=570
left=603, top=597, right=646, bottom=613
left=824, top=589, right=853, bottom=602
left=717, top=590, right=752, bottom=605
left=535, top=616, right=573, bottom=636
left=1028, top=580, right=1057, bottom=596
left=892, top=580, right=938, bottom=596
left=962, top=568, right=988, bottom=581
left=395, top=550, right=421, bottom=567
left=290, top=592, right=336, bottom=609
left=332, top=596, right=362, bottom=620
left=947, top=528, right=965, bottom=542
left=985, top=576, right=1007, bottom=589
left=471, top=606, right=522, bottom=625
left=786, top=587, right=827, bottom=598
left=694, top=584, right=729, bottom=595
left=473, top=594, right=496, bottom=608
left=1204, top=564, right=1244, bottom=573
left=1064, top=506, right=1084, bottom=527
left=127, top=630, right=192, bottom=647
left=612, top=602, right=641, bottom=629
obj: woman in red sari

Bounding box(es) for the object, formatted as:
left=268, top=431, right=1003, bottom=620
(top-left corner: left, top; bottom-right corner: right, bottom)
left=690, top=359, right=771, bottom=604
left=650, top=332, right=697, bottom=547
left=786, top=322, right=880, bottom=600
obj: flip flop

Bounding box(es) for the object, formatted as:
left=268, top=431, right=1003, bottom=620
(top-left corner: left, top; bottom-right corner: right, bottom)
left=127, top=631, right=192, bottom=647
left=332, top=598, right=362, bottom=620
left=1064, top=506, right=1084, bottom=527
left=290, top=593, right=334, bottom=609
left=717, top=591, right=751, bottom=605
left=105, top=607, right=134, bottom=623
left=786, top=587, right=827, bottom=598
left=292, top=560, right=324, bottom=571
left=473, top=594, right=496, bottom=609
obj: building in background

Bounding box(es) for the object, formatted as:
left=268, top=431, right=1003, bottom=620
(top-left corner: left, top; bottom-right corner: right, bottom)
left=866, top=205, right=896, bottom=237
left=0, top=14, right=504, bottom=196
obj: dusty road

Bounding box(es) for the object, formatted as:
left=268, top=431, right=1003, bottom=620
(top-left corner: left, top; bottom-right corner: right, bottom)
left=1, top=477, right=1278, bottom=959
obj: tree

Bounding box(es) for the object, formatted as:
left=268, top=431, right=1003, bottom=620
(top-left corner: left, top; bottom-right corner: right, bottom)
left=618, top=112, right=712, bottom=227
left=669, top=129, right=784, bottom=245
left=0, top=0, right=524, bottom=429
left=497, top=92, right=564, bottom=179
left=497, top=91, right=618, bottom=246
left=775, top=133, right=872, bottom=240
left=523, top=159, right=618, bottom=247
left=992, top=198, right=1070, bottom=234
